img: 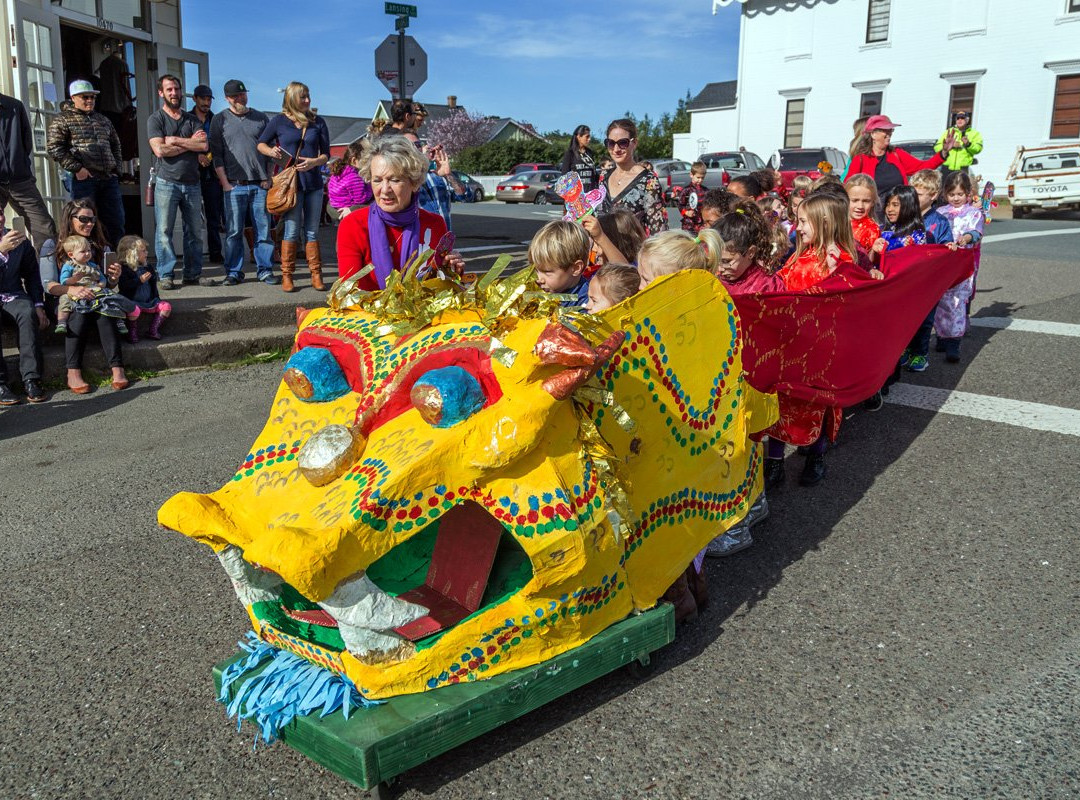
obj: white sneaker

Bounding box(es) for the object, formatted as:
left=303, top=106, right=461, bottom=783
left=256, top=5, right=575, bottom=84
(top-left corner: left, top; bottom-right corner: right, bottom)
left=745, top=494, right=769, bottom=528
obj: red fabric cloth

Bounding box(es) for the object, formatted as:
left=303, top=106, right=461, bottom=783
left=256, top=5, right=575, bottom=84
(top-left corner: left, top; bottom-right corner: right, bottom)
left=851, top=216, right=881, bottom=252
left=848, top=148, right=945, bottom=185
left=733, top=245, right=975, bottom=412
left=777, top=247, right=854, bottom=292
left=721, top=263, right=785, bottom=296
left=336, top=205, right=448, bottom=289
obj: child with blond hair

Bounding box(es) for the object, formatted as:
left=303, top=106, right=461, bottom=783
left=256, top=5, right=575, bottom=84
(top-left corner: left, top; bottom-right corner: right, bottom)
left=527, top=220, right=592, bottom=307
left=585, top=263, right=639, bottom=313
left=636, top=228, right=723, bottom=289
left=56, top=234, right=138, bottom=335
left=116, top=235, right=172, bottom=341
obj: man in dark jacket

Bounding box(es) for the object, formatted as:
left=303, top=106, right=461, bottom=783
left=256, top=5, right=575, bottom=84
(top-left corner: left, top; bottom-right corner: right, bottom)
left=0, top=208, right=47, bottom=404
left=192, top=85, right=224, bottom=264
left=0, top=93, right=57, bottom=252
left=45, top=79, right=125, bottom=248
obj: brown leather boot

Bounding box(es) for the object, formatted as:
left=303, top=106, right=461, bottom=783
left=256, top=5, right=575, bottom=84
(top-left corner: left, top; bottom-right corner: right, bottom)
left=280, top=240, right=297, bottom=293
left=662, top=568, right=699, bottom=623
left=305, top=241, right=325, bottom=290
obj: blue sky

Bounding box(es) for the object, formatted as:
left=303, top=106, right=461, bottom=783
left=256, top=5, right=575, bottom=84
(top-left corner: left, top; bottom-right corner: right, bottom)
left=183, top=0, right=742, bottom=133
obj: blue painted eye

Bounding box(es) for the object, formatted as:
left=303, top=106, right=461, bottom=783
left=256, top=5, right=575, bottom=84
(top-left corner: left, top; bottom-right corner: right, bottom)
left=283, top=347, right=351, bottom=402
left=410, top=366, right=486, bottom=428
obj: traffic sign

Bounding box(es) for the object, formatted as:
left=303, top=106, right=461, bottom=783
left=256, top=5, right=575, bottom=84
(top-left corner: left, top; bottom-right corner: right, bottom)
left=385, top=2, right=417, bottom=17
left=395, top=15, right=409, bottom=30
left=374, top=34, right=427, bottom=98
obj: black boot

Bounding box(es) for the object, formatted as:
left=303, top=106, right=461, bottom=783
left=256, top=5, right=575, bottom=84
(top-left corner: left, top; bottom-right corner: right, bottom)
left=799, top=453, right=826, bottom=487
left=944, top=338, right=961, bottom=363
left=763, top=457, right=785, bottom=490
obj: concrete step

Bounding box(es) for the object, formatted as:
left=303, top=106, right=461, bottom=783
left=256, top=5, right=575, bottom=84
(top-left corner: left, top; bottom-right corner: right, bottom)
left=5, top=324, right=296, bottom=379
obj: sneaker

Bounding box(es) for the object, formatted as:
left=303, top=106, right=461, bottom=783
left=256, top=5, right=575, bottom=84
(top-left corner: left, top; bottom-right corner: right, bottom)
left=898, top=349, right=912, bottom=368
left=863, top=391, right=884, bottom=412
left=160, top=276, right=180, bottom=290
left=182, top=277, right=210, bottom=286
left=0, top=383, right=19, bottom=405
left=745, top=494, right=769, bottom=527
left=24, top=379, right=46, bottom=403
left=54, top=322, right=67, bottom=334
left=907, top=354, right=929, bottom=372
left=763, top=457, right=785, bottom=490
left=259, top=272, right=282, bottom=285
left=224, top=274, right=243, bottom=286
left=706, top=524, right=753, bottom=558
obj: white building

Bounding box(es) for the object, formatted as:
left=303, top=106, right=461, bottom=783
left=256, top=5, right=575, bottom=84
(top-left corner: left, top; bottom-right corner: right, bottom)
left=2, top=0, right=209, bottom=237
left=675, top=0, right=1080, bottom=188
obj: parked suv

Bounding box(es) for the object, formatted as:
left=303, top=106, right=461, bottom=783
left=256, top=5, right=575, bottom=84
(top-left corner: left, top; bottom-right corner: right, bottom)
left=769, top=147, right=849, bottom=189
left=666, top=150, right=766, bottom=203
left=1007, top=143, right=1080, bottom=216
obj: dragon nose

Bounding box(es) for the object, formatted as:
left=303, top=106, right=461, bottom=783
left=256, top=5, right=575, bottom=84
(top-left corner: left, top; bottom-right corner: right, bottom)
left=297, top=424, right=366, bottom=486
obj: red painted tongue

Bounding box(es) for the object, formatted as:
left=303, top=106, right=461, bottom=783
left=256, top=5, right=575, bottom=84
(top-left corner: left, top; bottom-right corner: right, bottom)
left=282, top=607, right=339, bottom=627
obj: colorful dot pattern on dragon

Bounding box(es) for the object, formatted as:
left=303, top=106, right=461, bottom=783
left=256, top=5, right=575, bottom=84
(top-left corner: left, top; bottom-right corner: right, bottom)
left=159, top=269, right=777, bottom=699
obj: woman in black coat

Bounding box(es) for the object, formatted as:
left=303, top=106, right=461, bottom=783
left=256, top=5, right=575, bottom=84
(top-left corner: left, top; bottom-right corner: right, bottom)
left=558, top=125, right=597, bottom=190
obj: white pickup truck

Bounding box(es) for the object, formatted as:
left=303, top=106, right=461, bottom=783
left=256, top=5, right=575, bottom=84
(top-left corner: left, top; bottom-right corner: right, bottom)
left=1006, top=143, right=1080, bottom=216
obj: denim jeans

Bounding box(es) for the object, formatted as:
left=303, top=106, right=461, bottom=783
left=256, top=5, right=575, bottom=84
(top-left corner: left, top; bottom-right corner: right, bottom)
left=154, top=178, right=204, bottom=280
left=224, top=183, right=274, bottom=279
left=282, top=187, right=323, bottom=244
left=71, top=174, right=125, bottom=249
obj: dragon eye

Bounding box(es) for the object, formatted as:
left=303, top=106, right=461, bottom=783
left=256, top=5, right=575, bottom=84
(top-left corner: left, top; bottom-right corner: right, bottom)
left=283, top=347, right=351, bottom=402
left=410, top=366, right=486, bottom=428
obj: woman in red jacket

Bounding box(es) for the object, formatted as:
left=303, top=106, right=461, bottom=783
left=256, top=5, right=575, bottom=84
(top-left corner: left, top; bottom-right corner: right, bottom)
left=848, top=115, right=959, bottom=196
left=336, top=136, right=462, bottom=289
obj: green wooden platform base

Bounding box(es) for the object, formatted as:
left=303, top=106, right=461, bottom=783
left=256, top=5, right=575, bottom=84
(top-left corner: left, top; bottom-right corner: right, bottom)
left=212, top=604, right=675, bottom=792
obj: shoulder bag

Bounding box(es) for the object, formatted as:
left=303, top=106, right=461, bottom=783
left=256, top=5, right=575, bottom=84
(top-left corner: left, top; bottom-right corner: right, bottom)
left=266, top=122, right=308, bottom=215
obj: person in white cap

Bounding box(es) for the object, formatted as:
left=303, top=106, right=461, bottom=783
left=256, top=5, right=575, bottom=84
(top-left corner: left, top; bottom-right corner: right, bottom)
left=45, top=79, right=125, bottom=248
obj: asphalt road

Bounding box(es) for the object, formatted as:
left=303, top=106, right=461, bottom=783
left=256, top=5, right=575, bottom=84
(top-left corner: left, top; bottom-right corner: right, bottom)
left=1, top=208, right=1078, bottom=800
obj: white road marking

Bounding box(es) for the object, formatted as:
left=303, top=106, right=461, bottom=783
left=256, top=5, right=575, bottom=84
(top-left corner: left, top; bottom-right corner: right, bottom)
left=886, top=383, right=1080, bottom=437
left=969, top=317, right=1080, bottom=337
left=982, top=228, right=1080, bottom=244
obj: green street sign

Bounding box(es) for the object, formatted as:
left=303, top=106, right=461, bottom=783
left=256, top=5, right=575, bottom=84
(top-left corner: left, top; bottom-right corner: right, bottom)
left=385, top=2, right=417, bottom=17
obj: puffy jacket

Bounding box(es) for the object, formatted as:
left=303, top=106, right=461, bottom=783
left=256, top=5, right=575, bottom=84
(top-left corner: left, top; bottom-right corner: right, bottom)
left=935, top=126, right=983, bottom=171
left=46, top=105, right=121, bottom=177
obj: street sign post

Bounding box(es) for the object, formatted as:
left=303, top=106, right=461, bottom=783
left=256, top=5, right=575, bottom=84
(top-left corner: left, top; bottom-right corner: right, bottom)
left=384, top=2, right=417, bottom=17
left=395, top=16, right=409, bottom=30
left=374, top=34, right=427, bottom=100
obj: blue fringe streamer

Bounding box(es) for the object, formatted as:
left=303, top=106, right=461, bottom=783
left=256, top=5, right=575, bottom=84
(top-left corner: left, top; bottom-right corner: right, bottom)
left=217, top=632, right=381, bottom=746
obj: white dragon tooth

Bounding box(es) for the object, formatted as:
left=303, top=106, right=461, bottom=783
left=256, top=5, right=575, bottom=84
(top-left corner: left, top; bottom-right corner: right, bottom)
left=217, top=546, right=282, bottom=606
left=318, top=574, right=429, bottom=658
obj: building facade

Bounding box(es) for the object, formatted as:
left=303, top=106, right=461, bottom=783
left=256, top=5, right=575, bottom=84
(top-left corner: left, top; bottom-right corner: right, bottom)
left=676, top=0, right=1080, bottom=188
left=2, top=0, right=209, bottom=236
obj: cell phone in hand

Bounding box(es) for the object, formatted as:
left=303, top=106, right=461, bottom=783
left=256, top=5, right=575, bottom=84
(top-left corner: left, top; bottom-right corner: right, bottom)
left=10, top=217, right=26, bottom=236
left=105, top=252, right=120, bottom=270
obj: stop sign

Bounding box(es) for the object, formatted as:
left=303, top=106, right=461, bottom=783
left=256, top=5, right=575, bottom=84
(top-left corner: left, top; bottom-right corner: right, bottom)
left=374, top=35, right=428, bottom=98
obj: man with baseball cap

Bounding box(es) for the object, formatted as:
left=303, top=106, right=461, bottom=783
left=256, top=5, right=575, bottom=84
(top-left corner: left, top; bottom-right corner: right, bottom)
left=46, top=79, right=125, bottom=247
left=935, top=110, right=983, bottom=178
left=209, top=79, right=279, bottom=284
left=191, top=84, right=224, bottom=264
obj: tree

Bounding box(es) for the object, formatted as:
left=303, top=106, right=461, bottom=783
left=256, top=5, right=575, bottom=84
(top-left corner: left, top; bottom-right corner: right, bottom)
left=427, top=110, right=497, bottom=158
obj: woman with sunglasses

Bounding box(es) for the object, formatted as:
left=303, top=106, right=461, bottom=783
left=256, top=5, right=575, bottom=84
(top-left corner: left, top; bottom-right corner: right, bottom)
left=597, top=119, right=667, bottom=236
left=40, top=199, right=129, bottom=393
left=558, top=125, right=597, bottom=191
left=847, top=115, right=959, bottom=196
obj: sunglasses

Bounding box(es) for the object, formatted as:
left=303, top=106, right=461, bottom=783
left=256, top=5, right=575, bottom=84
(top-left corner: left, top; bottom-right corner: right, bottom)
left=72, top=214, right=97, bottom=224
left=604, top=137, right=633, bottom=150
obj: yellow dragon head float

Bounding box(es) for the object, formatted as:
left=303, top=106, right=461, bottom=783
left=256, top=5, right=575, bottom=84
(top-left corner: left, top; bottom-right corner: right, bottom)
left=159, top=260, right=776, bottom=699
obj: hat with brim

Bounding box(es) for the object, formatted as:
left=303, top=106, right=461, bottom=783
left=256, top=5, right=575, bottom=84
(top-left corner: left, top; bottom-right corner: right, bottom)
left=223, top=79, right=248, bottom=96
left=68, top=79, right=99, bottom=97
left=864, top=114, right=900, bottom=133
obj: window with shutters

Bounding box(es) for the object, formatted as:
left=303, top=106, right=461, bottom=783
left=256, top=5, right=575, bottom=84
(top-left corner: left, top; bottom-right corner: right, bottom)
left=947, top=83, right=976, bottom=125
left=784, top=99, right=805, bottom=148
left=1050, top=74, right=1080, bottom=139
left=859, top=91, right=883, bottom=118
left=866, top=0, right=890, bottom=43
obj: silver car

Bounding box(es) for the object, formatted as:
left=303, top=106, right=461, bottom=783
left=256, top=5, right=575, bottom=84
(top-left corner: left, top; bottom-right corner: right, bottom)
left=495, top=170, right=561, bottom=204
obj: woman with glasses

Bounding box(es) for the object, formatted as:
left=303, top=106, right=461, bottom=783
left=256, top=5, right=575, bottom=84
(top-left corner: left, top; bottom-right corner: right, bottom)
left=597, top=119, right=667, bottom=236
left=847, top=115, right=959, bottom=196
left=559, top=125, right=598, bottom=191
left=40, top=199, right=129, bottom=393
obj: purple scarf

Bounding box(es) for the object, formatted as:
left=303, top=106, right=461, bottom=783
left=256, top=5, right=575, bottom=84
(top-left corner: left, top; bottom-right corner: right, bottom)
left=368, top=196, right=421, bottom=288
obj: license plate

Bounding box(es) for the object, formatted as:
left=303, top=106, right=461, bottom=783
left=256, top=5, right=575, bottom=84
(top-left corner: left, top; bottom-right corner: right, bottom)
left=1044, top=201, right=1060, bottom=208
